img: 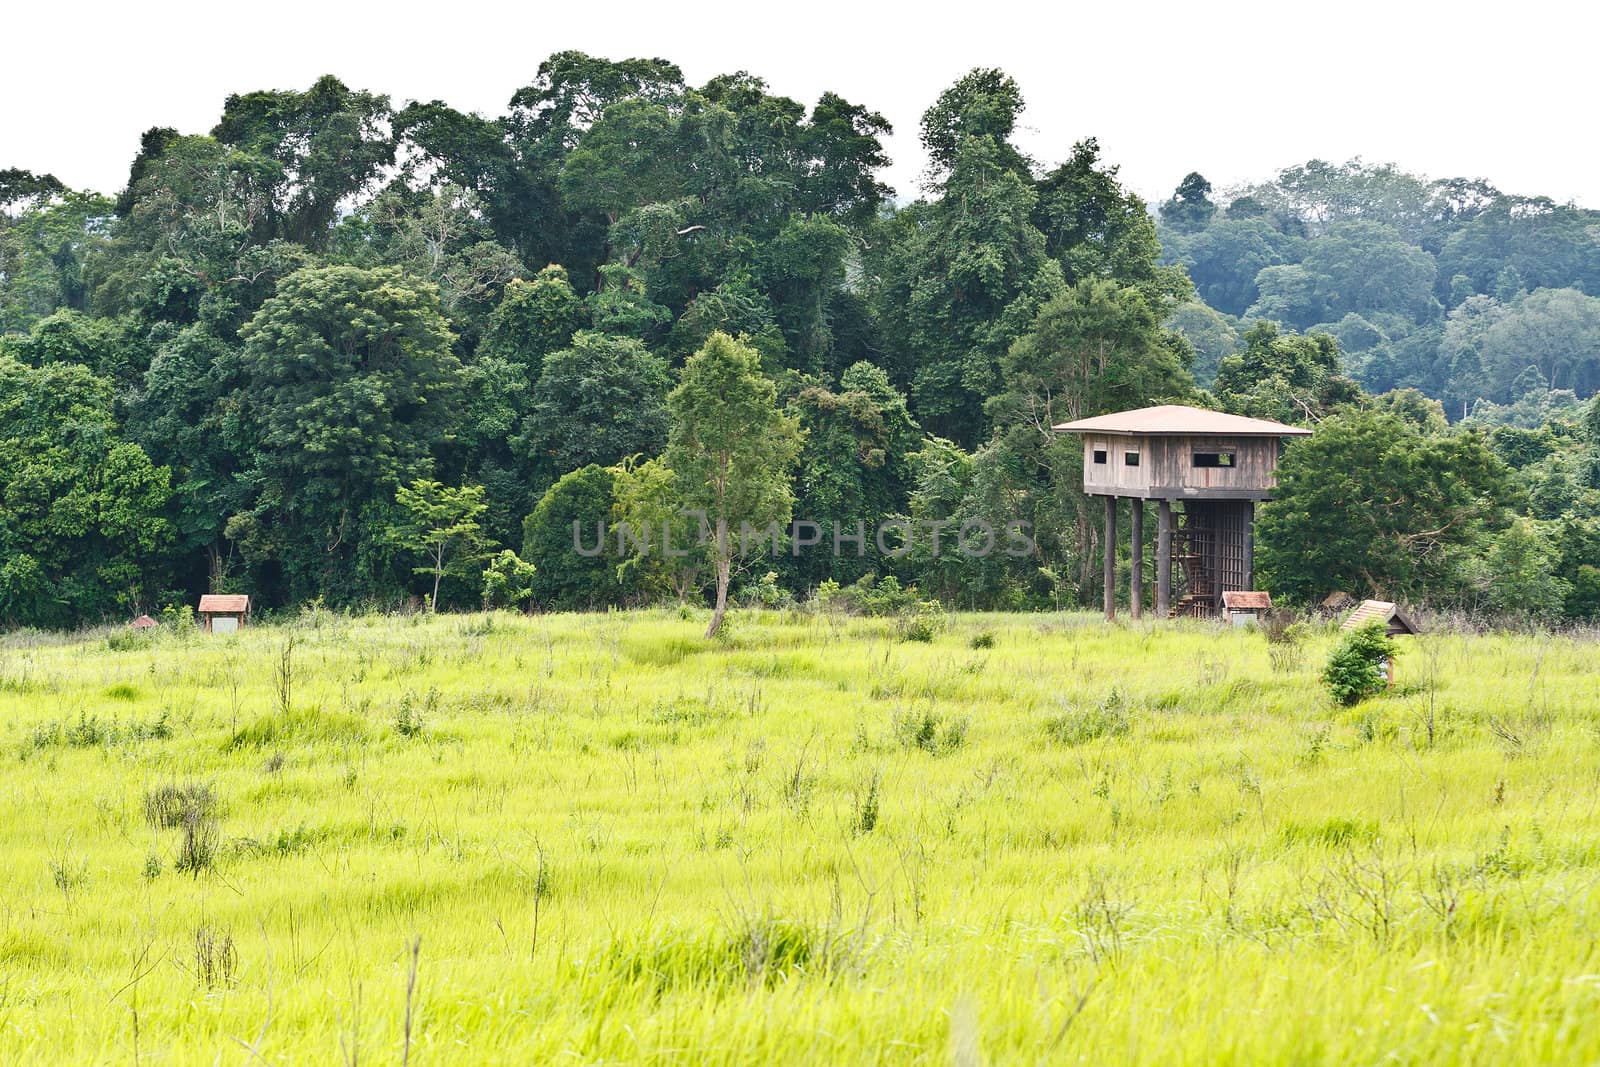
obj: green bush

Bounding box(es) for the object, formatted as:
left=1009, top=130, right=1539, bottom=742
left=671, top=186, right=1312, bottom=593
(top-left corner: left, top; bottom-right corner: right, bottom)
left=740, top=570, right=793, bottom=609
left=814, top=575, right=922, bottom=617
left=481, top=550, right=537, bottom=610
left=1045, top=690, right=1133, bottom=745
left=891, top=707, right=968, bottom=754
left=1322, top=622, right=1396, bottom=706
left=895, top=601, right=947, bottom=643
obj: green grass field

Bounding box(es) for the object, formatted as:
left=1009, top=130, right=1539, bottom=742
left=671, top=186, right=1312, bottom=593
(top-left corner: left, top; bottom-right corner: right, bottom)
left=2, top=608, right=1598, bottom=1064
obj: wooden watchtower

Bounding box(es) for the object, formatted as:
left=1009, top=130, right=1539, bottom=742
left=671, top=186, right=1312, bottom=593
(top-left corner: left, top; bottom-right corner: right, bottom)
left=1054, top=405, right=1311, bottom=619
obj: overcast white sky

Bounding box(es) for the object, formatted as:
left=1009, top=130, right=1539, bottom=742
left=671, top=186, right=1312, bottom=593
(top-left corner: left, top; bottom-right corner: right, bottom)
left=4, top=0, right=1596, bottom=208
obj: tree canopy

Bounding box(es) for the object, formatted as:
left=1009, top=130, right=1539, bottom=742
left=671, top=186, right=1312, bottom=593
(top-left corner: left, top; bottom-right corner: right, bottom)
left=1, top=62, right=1595, bottom=626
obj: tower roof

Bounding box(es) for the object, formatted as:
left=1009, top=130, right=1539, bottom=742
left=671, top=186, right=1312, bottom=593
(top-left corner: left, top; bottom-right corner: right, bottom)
left=1053, top=405, right=1312, bottom=437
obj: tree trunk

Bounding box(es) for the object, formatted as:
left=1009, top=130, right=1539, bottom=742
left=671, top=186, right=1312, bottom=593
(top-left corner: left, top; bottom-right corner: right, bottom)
left=431, top=543, right=444, bottom=613
left=706, top=518, right=731, bottom=638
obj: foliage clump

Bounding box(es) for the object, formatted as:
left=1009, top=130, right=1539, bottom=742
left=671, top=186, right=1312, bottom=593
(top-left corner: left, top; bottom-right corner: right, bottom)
left=1045, top=690, right=1133, bottom=745
left=814, top=575, right=921, bottom=617
left=480, top=550, right=537, bottom=610
left=892, top=707, right=969, bottom=754
left=143, top=782, right=217, bottom=830
left=895, top=600, right=948, bottom=643
left=142, top=781, right=222, bottom=875
left=1322, top=621, right=1397, bottom=705
left=1261, top=610, right=1309, bottom=672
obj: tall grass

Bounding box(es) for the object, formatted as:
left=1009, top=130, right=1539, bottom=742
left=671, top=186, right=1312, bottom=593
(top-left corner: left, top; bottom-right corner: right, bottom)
left=0, top=609, right=1597, bottom=1063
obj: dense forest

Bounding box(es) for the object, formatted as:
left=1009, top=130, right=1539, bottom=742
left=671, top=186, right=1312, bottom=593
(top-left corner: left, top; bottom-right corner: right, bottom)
left=2, top=56, right=1598, bottom=628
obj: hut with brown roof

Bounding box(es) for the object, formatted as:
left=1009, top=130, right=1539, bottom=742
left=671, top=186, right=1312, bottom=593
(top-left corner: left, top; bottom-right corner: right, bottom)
left=1221, top=590, right=1272, bottom=627
left=1055, top=405, right=1311, bottom=620
left=197, top=594, right=250, bottom=633
left=1341, top=600, right=1418, bottom=636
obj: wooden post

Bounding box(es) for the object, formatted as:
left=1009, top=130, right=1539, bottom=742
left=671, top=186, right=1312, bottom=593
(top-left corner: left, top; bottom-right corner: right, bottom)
left=1130, top=500, right=1143, bottom=620
left=1156, top=500, right=1172, bottom=618
left=1244, top=501, right=1256, bottom=589
left=1103, top=495, right=1117, bottom=621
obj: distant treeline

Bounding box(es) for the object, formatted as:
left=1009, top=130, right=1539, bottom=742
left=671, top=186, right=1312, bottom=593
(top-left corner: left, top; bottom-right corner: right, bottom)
left=1, top=58, right=1597, bottom=627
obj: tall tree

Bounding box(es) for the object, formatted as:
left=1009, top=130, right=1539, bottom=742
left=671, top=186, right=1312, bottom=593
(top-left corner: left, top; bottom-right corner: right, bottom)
left=0, top=355, right=173, bottom=626
left=389, top=479, right=491, bottom=611
left=521, top=463, right=627, bottom=610
left=520, top=330, right=673, bottom=484
left=1034, top=139, right=1181, bottom=307
left=987, top=279, right=1194, bottom=601
left=231, top=266, right=461, bottom=601
left=0, top=179, right=111, bottom=332
left=785, top=362, right=921, bottom=588
left=992, top=279, right=1193, bottom=431
left=1214, top=322, right=1361, bottom=424
left=873, top=134, right=1053, bottom=445
left=211, top=75, right=395, bottom=249
left=1159, top=172, right=1216, bottom=233
left=918, top=68, right=1027, bottom=179
left=666, top=332, right=801, bottom=635
left=481, top=266, right=585, bottom=368
left=1257, top=411, right=1514, bottom=601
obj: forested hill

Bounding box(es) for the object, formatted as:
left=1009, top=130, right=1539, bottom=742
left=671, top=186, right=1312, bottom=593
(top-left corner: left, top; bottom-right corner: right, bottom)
left=1156, top=164, right=1600, bottom=419
left=2, top=58, right=1599, bottom=627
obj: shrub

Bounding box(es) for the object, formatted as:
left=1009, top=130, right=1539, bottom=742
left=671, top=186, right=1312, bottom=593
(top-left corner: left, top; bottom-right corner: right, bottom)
left=145, top=782, right=221, bottom=875
left=226, top=707, right=369, bottom=750
left=394, top=689, right=435, bottom=738
left=49, top=858, right=86, bottom=894
left=481, top=550, right=538, bottom=610
left=160, top=604, right=195, bottom=628
left=599, top=915, right=832, bottom=993
left=1045, top=690, right=1133, bottom=746
left=1282, top=816, right=1380, bottom=848
left=1261, top=610, right=1308, bottom=672
left=67, top=712, right=113, bottom=748
left=105, top=629, right=155, bottom=652
left=851, top=772, right=881, bottom=835
left=193, top=924, right=237, bottom=988
left=1322, top=622, right=1396, bottom=705
left=969, top=629, right=996, bottom=650
left=895, top=601, right=947, bottom=643
left=892, top=708, right=968, bottom=755
left=175, top=810, right=220, bottom=875
left=143, top=782, right=216, bottom=830
left=813, top=575, right=921, bottom=617
left=740, top=571, right=793, bottom=609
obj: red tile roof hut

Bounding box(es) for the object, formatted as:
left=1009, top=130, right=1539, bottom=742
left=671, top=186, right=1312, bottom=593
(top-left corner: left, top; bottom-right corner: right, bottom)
left=1054, top=405, right=1311, bottom=619
left=197, top=594, right=250, bottom=633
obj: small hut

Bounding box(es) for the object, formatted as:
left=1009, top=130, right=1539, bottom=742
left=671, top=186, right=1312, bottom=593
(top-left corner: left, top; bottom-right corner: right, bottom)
left=197, top=594, right=250, bottom=633
left=129, top=614, right=158, bottom=630
left=1221, top=590, right=1272, bottom=627
left=1342, top=600, right=1417, bottom=687
left=1341, top=600, right=1418, bottom=637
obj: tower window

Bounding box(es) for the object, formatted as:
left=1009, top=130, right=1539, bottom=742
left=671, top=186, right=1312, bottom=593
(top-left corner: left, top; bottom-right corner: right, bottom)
left=1124, top=452, right=1140, bottom=467
left=1092, top=449, right=1107, bottom=464
left=1193, top=452, right=1236, bottom=468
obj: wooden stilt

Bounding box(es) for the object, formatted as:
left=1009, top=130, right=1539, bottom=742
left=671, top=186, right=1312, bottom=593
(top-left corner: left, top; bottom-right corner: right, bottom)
left=1157, top=500, right=1172, bottom=618
left=1103, top=495, right=1117, bottom=621
left=1130, top=500, right=1143, bottom=620
left=1245, top=501, right=1255, bottom=589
